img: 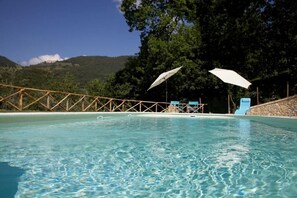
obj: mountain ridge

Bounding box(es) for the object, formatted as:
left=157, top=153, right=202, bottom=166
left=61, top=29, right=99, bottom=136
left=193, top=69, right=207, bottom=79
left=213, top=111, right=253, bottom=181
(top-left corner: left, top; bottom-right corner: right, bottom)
left=0, top=55, right=20, bottom=67
left=0, top=55, right=130, bottom=87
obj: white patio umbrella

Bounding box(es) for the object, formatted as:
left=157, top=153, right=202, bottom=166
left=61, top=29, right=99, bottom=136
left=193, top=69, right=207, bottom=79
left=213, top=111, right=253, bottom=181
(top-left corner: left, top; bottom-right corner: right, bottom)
left=209, top=68, right=251, bottom=113
left=209, top=68, right=251, bottom=89
left=147, top=66, right=183, bottom=102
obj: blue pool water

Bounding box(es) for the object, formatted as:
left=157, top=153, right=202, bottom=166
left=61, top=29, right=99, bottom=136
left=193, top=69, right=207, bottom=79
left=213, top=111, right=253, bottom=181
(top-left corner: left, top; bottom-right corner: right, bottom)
left=0, top=113, right=296, bottom=197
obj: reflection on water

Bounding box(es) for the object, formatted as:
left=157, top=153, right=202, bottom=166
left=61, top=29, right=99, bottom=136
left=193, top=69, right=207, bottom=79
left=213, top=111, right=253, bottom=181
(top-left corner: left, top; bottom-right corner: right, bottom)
left=214, top=119, right=251, bottom=169
left=215, top=144, right=249, bottom=168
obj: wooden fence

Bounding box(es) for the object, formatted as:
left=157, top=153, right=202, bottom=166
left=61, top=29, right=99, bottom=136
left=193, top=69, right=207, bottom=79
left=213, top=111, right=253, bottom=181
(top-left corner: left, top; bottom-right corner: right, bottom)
left=0, top=84, right=169, bottom=112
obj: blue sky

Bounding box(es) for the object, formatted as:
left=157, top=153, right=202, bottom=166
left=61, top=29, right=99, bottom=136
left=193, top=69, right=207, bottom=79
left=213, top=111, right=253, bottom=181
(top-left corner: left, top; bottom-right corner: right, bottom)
left=0, top=0, right=140, bottom=65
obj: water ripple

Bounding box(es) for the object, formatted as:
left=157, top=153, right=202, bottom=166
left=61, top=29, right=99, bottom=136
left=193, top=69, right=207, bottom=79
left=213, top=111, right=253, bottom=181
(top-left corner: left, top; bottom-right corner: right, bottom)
left=0, top=116, right=296, bottom=197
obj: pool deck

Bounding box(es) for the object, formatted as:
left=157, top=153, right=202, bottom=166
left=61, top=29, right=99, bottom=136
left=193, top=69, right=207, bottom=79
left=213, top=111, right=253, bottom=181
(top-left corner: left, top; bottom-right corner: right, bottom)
left=0, top=111, right=296, bottom=118
left=0, top=112, right=296, bottom=130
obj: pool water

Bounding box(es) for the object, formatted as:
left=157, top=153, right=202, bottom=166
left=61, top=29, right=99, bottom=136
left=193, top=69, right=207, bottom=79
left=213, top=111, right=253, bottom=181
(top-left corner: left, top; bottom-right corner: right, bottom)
left=0, top=114, right=296, bottom=197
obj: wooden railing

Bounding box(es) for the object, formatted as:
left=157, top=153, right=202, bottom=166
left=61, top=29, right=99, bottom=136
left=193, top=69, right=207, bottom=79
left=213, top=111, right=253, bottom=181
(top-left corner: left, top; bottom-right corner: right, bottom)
left=0, top=84, right=169, bottom=112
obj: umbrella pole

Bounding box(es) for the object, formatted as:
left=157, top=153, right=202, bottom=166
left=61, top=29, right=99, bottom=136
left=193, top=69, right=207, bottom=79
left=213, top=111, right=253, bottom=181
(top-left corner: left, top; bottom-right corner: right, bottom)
left=166, top=80, right=168, bottom=102
left=257, top=87, right=259, bottom=105
left=228, top=94, right=230, bottom=114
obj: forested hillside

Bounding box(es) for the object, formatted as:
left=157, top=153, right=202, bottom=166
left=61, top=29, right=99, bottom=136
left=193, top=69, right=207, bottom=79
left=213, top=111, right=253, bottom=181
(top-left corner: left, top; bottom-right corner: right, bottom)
left=30, top=56, right=129, bottom=85
left=0, top=56, right=20, bottom=67
left=0, top=55, right=129, bottom=93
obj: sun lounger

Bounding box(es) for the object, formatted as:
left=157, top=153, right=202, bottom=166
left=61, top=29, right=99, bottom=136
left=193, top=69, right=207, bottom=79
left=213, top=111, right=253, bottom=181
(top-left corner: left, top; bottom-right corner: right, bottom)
left=234, top=98, right=251, bottom=115
left=187, top=101, right=199, bottom=113
left=169, top=101, right=182, bottom=113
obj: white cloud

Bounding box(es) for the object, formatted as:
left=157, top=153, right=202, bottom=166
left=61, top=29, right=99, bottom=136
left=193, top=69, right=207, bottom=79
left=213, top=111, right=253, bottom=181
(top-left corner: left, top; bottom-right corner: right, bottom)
left=114, top=0, right=123, bottom=10
left=113, top=0, right=142, bottom=12
left=21, top=54, right=68, bottom=66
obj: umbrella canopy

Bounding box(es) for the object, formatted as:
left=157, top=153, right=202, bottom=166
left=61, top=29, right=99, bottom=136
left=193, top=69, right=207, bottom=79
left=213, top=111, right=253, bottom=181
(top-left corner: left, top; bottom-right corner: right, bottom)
left=147, top=66, right=183, bottom=91
left=209, top=68, right=251, bottom=89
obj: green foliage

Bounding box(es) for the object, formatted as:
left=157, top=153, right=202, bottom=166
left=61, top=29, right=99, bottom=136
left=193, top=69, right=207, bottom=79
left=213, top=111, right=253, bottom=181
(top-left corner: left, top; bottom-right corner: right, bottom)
left=119, top=0, right=214, bottom=102
left=31, top=56, right=129, bottom=85
left=86, top=79, right=108, bottom=97
left=47, top=73, right=81, bottom=93
left=64, top=56, right=129, bottom=84
left=110, top=82, right=133, bottom=99
left=13, top=67, right=52, bottom=89
left=9, top=67, right=80, bottom=93
left=115, top=0, right=297, bottom=112
left=109, top=56, right=143, bottom=99
left=0, top=67, right=21, bottom=84
left=0, top=55, right=128, bottom=95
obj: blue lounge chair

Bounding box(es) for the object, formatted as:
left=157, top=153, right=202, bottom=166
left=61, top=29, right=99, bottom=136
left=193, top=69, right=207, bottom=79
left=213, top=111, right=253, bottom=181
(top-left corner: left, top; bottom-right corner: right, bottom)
left=234, top=98, right=251, bottom=115
left=187, top=101, right=199, bottom=113
left=170, top=101, right=182, bottom=112
left=170, top=101, right=180, bottom=106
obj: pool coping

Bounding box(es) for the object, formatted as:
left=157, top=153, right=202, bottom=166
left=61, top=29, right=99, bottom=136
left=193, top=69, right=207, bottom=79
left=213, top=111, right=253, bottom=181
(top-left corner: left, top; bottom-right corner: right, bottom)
left=1, top=112, right=296, bottom=130
left=0, top=111, right=296, bottom=118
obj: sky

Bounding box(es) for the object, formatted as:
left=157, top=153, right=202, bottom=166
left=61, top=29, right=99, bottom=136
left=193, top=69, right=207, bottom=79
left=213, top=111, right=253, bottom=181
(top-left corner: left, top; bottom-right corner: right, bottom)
left=0, top=0, right=140, bottom=66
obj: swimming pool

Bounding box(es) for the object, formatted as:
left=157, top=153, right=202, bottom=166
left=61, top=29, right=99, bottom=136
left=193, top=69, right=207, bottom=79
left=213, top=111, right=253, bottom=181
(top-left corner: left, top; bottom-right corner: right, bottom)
left=0, top=113, right=296, bottom=197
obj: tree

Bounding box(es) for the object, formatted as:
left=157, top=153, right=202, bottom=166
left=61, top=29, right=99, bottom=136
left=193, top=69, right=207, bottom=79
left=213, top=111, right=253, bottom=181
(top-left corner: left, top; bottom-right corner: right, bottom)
left=86, top=79, right=109, bottom=97
left=116, top=0, right=297, bottom=112
left=0, top=66, right=21, bottom=84
left=48, top=73, right=80, bottom=93
left=109, top=56, right=142, bottom=99
left=119, top=0, right=209, bottom=101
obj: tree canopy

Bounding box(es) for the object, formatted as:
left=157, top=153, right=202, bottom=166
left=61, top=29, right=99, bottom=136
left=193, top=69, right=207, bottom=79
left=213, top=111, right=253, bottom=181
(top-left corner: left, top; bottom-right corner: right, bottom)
left=112, top=0, right=296, bottom=112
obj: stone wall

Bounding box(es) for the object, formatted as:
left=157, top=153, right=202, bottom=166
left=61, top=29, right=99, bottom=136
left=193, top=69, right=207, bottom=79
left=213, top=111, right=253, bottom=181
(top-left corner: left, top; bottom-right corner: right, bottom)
left=248, top=95, right=297, bottom=117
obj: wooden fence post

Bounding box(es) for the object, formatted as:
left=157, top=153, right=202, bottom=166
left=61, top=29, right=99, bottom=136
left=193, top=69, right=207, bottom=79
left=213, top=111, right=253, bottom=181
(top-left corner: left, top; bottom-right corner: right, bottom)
left=47, top=95, right=50, bottom=109
left=19, top=90, right=23, bottom=111
left=82, top=98, right=85, bottom=111
left=66, top=99, right=69, bottom=111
